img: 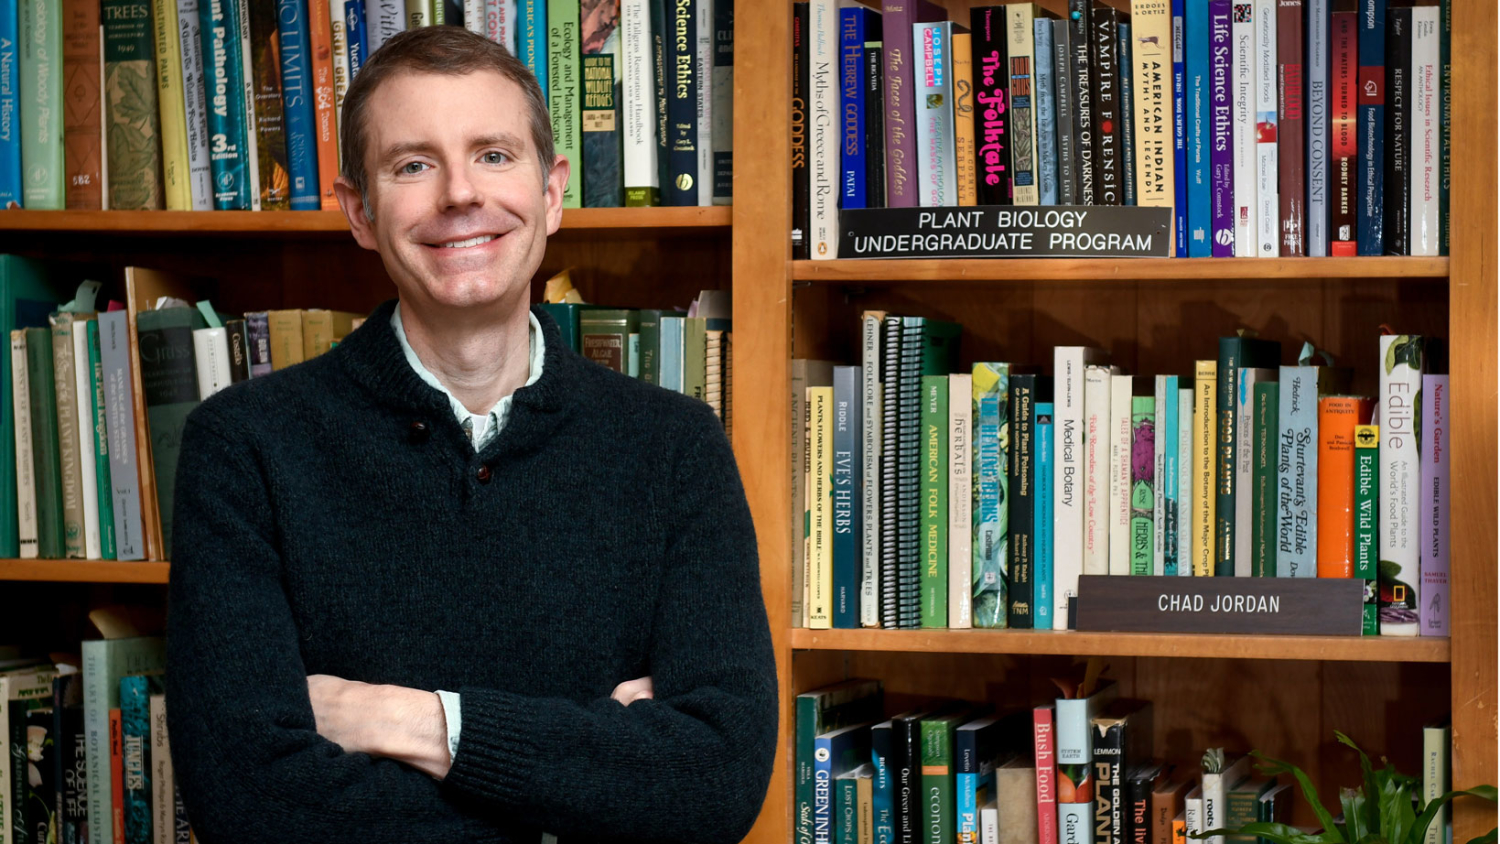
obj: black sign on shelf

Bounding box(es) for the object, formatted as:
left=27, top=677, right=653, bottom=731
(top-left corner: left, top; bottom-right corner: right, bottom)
left=835, top=205, right=1174, bottom=259
left=1074, top=575, right=1365, bottom=636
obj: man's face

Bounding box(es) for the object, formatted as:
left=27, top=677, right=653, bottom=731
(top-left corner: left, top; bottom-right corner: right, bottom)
left=337, top=70, right=568, bottom=317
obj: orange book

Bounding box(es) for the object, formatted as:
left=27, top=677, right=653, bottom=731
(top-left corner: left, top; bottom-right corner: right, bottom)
left=110, top=707, right=125, bottom=844
left=1316, top=396, right=1374, bottom=577
left=306, top=0, right=341, bottom=210
left=61, top=0, right=104, bottom=209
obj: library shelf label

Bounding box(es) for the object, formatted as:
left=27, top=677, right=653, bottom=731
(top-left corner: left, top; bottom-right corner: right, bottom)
left=1075, top=575, right=1364, bottom=635
left=836, top=206, right=1173, bottom=259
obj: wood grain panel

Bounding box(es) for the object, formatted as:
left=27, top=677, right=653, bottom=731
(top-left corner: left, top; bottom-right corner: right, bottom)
left=795, top=257, right=1450, bottom=282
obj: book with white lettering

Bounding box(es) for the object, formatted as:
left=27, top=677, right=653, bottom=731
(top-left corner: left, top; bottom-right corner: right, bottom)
left=1252, top=0, right=1276, bottom=256
left=949, top=372, right=973, bottom=629
left=1233, top=367, right=1274, bottom=574
left=915, top=21, right=957, bottom=207
left=1231, top=0, right=1255, bottom=256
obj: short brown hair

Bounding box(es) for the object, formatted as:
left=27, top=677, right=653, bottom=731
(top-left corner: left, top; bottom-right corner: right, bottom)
left=339, top=26, right=555, bottom=206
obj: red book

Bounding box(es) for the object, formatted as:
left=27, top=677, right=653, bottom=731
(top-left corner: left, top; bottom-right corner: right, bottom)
left=1035, top=703, right=1059, bottom=844
left=1277, top=0, right=1306, bottom=256
left=1330, top=11, right=1359, bottom=256
left=110, top=707, right=126, bottom=844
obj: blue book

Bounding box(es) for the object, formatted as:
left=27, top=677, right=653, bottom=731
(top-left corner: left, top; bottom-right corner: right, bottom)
left=119, top=674, right=158, bottom=844
left=870, top=719, right=896, bottom=844
left=519, top=0, right=547, bottom=99
left=1171, top=0, right=1187, bottom=255
left=0, top=0, right=21, bottom=207
left=1034, top=19, right=1058, bottom=206
left=1034, top=400, right=1053, bottom=630
left=831, top=365, right=862, bottom=629
left=276, top=0, right=321, bottom=210
left=1185, top=0, right=1211, bottom=256
left=345, top=0, right=368, bottom=78
left=1118, top=22, right=1135, bottom=206
left=1356, top=0, right=1386, bottom=255
left=840, top=7, right=873, bottom=209
left=199, top=0, right=252, bottom=209
left=1161, top=376, right=1180, bottom=575
left=815, top=723, right=874, bottom=844
left=658, top=316, right=683, bottom=393
left=955, top=714, right=1006, bottom=844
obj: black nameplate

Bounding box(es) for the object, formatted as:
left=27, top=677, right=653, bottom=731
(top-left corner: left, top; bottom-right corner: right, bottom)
left=835, top=205, right=1173, bottom=259
left=1074, top=576, right=1364, bottom=636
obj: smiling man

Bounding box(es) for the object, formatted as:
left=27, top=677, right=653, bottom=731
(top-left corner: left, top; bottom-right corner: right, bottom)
left=164, top=27, right=777, bottom=844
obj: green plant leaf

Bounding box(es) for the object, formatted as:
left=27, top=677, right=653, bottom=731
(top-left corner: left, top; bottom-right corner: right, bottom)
left=1342, top=787, right=1371, bottom=844
left=1411, top=787, right=1499, bottom=844
left=1378, top=771, right=1418, bottom=844
left=1464, top=827, right=1498, bottom=844
left=1192, top=823, right=1338, bottom=844
left=1253, top=750, right=1343, bottom=841
left=1337, top=732, right=1384, bottom=840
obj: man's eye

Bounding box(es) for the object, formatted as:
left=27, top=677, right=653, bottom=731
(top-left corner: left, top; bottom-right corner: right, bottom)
left=482, top=152, right=507, bottom=165
left=402, top=161, right=428, bottom=175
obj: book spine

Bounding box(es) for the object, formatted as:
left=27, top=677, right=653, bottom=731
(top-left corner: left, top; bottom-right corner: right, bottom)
left=832, top=366, right=861, bottom=629
left=881, top=0, right=923, bottom=208
left=1305, top=0, right=1328, bottom=255
left=0, top=0, right=21, bottom=206
left=791, top=1, right=808, bottom=256
left=149, top=693, right=170, bottom=844
left=1130, top=0, right=1174, bottom=228
left=1330, top=10, right=1356, bottom=254
left=1129, top=394, right=1154, bottom=576
left=1354, top=423, right=1379, bottom=635
left=792, top=361, right=809, bottom=628
left=920, top=721, right=955, bottom=844
left=1356, top=0, right=1385, bottom=255
left=1192, top=360, right=1216, bottom=576
left=1276, top=0, right=1303, bottom=256
left=952, top=30, right=976, bottom=207
left=1230, top=0, right=1255, bottom=255
left=1207, top=0, right=1233, bottom=256
left=1251, top=381, right=1277, bottom=576
left=808, top=0, right=837, bottom=248
left=515, top=0, right=544, bottom=96
left=1252, top=0, right=1276, bottom=256
left=1053, top=19, right=1077, bottom=205
left=120, top=677, right=151, bottom=844
left=914, top=21, right=954, bottom=208
left=1117, top=22, right=1134, bottom=207
left=305, top=0, right=338, bottom=210
left=1008, top=374, right=1034, bottom=627
left=972, top=8, right=1010, bottom=206
left=622, top=0, right=658, bottom=206
left=1069, top=0, right=1093, bottom=205
left=1156, top=377, right=1174, bottom=575
left=10, top=331, right=37, bottom=559
left=548, top=0, right=581, bottom=207
left=1053, top=349, right=1089, bottom=625
left=872, top=722, right=895, bottom=844
left=808, top=385, right=833, bottom=629
left=61, top=0, right=104, bottom=208
left=861, top=317, right=883, bottom=627
left=972, top=362, right=1009, bottom=629
left=949, top=372, right=973, bottom=629
left=881, top=319, right=901, bottom=629
left=342, top=4, right=365, bottom=122
left=1438, top=0, right=1449, bottom=255
left=1091, top=5, right=1121, bottom=206
left=864, top=40, right=884, bottom=208
left=1171, top=0, right=1186, bottom=252
left=366, top=0, right=401, bottom=53
left=50, top=316, right=84, bottom=559
left=1007, top=5, right=1037, bottom=206
left=840, top=8, right=867, bottom=209
left=710, top=0, right=730, bottom=205
left=1315, top=395, right=1370, bottom=577
left=26, top=329, right=64, bottom=560
left=1377, top=334, right=1422, bottom=634
left=178, top=0, right=213, bottom=210
left=72, top=324, right=100, bottom=560
left=99, top=314, right=147, bottom=561
left=581, top=9, right=623, bottom=208
left=1034, top=20, right=1057, bottom=206
left=1083, top=365, right=1111, bottom=577
left=154, top=0, right=191, bottom=210
left=692, top=0, right=711, bottom=204
left=1275, top=366, right=1316, bottom=577
left=1186, top=0, right=1211, bottom=255
left=1409, top=8, right=1438, bottom=257
left=1382, top=7, right=1409, bottom=255
left=20, top=0, right=64, bottom=208
left=919, top=374, right=948, bottom=628
left=1232, top=369, right=1265, bottom=574
left=1213, top=342, right=1238, bottom=576
left=1420, top=374, right=1448, bottom=636
left=198, top=0, right=251, bottom=209
left=277, top=0, right=320, bottom=210
left=1177, top=387, right=1192, bottom=573
left=247, top=0, right=288, bottom=210
left=1092, top=722, right=1126, bottom=844
left=1035, top=401, right=1054, bottom=629
left=896, top=715, right=922, bottom=844
left=102, top=0, right=164, bottom=210
left=1035, top=706, right=1058, bottom=844
left=1107, top=374, right=1131, bottom=575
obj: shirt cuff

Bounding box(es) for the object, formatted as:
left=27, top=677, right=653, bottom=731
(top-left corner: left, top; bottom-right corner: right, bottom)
left=435, top=689, right=462, bottom=763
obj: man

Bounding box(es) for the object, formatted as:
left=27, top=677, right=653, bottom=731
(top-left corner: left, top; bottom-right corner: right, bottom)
left=165, top=26, right=777, bottom=844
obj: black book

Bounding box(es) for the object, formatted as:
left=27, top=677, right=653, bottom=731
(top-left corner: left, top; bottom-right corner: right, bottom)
left=664, top=0, right=700, bottom=206
left=652, top=0, right=671, bottom=208
left=792, top=1, right=810, bottom=257
left=1070, top=0, right=1096, bottom=204
left=893, top=709, right=926, bottom=844
left=864, top=38, right=886, bottom=209
left=896, top=317, right=925, bottom=629
left=880, top=316, right=903, bottom=629
left=1091, top=3, right=1123, bottom=206
left=1125, top=763, right=1166, bottom=844
left=224, top=318, right=251, bottom=383
left=971, top=6, right=1012, bottom=205
left=1008, top=373, right=1038, bottom=629
left=1091, top=701, right=1154, bottom=844
left=1383, top=7, right=1411, bottom=255
left=51, top=673, right=85, bottom=844
left=1053, top=19, right=1078, bottom=204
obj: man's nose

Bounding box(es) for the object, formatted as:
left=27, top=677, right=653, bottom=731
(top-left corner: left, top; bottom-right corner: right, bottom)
left=441, top=164, right=482, bottom=209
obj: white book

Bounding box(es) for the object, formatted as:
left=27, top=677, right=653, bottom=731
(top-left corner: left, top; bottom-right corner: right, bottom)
left=1202, top=754, right=1252, bottom=844
left=1231, top=2, right=1256, bottom=256
left=1059, top=802, right=1094, bottom=844
left=1108, top=374, right=1133, bottom=576
left=330, top=0, right=351, bottom=138
left=1053, top=346, right=1107, bottom=625
left=487, top=0, right=518, bottom=51
left=1184, top=787, right=1204, bottom=843
left=178, top=0, right=213, bottom=210
left=621, top=0, right=659, bottom=205
left=1305, top=0, right=1329, bottom=256
left=1422, top=720, right=1451, bottom=844
left=1153, top=375, right=1168, bottom=576
left=1379, top=334, right=1424, bottom=636
left=695, top=0, right=714, bottom=205
left=1234, top=367, right=1275, bottom=573
left=193, top=327, right=232, bottom=400
left=236, top=0, right=261, bottom=210
left=10, top=331, right=36, bottom=559
left=860, top=315, right=884, bottom=627
left=1409, top=8, right=1440, bottom=256
left=464, top=0, right=486, bottom=34
left=809, top=0, right=839, bottom=258
left=1253, top=0, right=1277, bottom=256
left=367, top=0, right=406, bottom=53
left=980, top=799, right=1000, bottom=844
left=72, top=324, right=101, bottom=560
left=1082, top=364, right=1115, bottom=577
left=949, top=373, right=974, bottom=629
left=150, top=692, right=173, bottom=844
left=1177, top=387, right=1193, bottom=574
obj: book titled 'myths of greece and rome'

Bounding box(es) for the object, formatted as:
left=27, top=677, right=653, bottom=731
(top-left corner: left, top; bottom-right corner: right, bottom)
left=834, top=205, right=1172, bottom=259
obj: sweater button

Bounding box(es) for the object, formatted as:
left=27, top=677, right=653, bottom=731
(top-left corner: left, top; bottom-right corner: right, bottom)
left=476, top=465, right=492, bottom=483
left=408, top=421, right=430, bottom=443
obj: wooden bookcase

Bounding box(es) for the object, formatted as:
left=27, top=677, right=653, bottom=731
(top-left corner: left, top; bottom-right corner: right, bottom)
left=0, top=2, right=1493, bottom=842
left=731, top=2, right=1496, bottom=844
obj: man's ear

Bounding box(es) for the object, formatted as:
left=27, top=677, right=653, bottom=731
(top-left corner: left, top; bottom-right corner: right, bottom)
left=334, top=177, right=379, bottom=251
left=543, top=154, right=569, bottom=235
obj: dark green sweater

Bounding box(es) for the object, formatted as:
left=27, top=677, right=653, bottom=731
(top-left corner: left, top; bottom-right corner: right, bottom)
left=165, top=301, right=777, bottom=844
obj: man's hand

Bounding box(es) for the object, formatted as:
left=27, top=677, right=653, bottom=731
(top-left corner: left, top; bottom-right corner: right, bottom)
left=307, top=675, right=452, bottom=779
left=611, top=676, right=654, bottom=706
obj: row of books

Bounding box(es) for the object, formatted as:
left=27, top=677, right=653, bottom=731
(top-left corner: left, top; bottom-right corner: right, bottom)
left=793, top=317, right=1449, bottom=637
left=0, top=635, right=174, bottom=844
left=795, top=677, right=1454, bottom=844
left=791, top=0, right=1451, bottom=259
left=1, top=0, right=733, bottom=212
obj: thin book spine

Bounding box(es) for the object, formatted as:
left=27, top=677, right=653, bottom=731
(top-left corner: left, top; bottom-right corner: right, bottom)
left=199, top=0, right=251, bottom=209
left=1007, top=374, right=1034, bottom=627
left=952, top=30, right=976, bottom=206
left=1330, top=10, right=1357, bottom=254
left=1068, top=0, right=1093, bottom=205
left=1230, top=0, right=1256, bottom=256
left=1208, top=0, right=1234, bottom=257
left=972, top=7, right=1011, bottom=206
left=1356, top=0, right=1386, bottom=256
left=178, top=0, right=213, bottom=210
left=1354, top=423, right=1379, bottom=634
left=1007, top=4, right=1038, bottom=206
left=1053, top=18, right=1077, bottom=205
left=1377, top=334, right=1422, bottom=634
left=1186, top=0, right=1212, bottom=256
left=1034, top=19, right=1057, bottom=206
left=1382, top=7, right=1410, bottom=255
left=1408, top=8, right=1439, bottom=257
left=275, top=0, right=321, bottom=213
left=21, top=0, right=65, bottom=208
left=1276, top=0, right=1304, bottom=256
left=948, top=372, right=973, bottom=629
left=913, top=21, right=955, bottom=208
left=1253, top=0, right=1276, bottom=256
left=1035, top=397, right=1054, bottom=628
left=0, top=0, right=21, bottom=206
left=1420, top=373, right=1448, bottom=636
left=710, top=0, right=731, bottom=205
left=860, top=315, right=883, bottom=628
left=1090, top=4, right=1121, bottom=206
left=1171, top=0, right=1186, bottom=253
left=808, top=0, right=838, bottom=250
left=1305, top=0, right=1328, bottom=255
left=10, top=331, right=36, bottom=559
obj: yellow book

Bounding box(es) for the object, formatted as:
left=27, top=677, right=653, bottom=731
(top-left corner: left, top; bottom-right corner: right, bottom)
left=266, top=310, right=305, bottom=371
left=952, top=32, right=977, bottom=206
left=404, top=0, right=431, bottom=28
left=807, top=386, right=833, bottom=629
left=1192, top=360, right=1217, bottom=575
left=1130, top=0, right=1175, bottom=250
left=152, top=0, right=191, bottom=211
left=300, top=309, right=360, bottom=359
left=1006, top=3, right=1039, bottom=206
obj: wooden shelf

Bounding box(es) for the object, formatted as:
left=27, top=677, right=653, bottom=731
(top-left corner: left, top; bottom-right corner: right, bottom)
left=793, top=256, right=1450, bottom=282
left=0, top=206, right=731, bottom=236
left=790, top=627, right=1452, bottom=663
left=0, top=559, right=170, bottom=584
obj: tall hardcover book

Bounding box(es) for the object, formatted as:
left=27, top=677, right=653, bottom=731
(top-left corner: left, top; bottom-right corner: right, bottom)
left=808, top=0, right=838, bottom=248
left=949, top=372, right=973, bottom=629
left=864, top=35, right=886, bottom=208
left=956, top=715, right=1007, bottom=844
left=1315, top=394, right=1372, bottom=577
left=581, top=0, right=623, bottom=208
left=10, top=331, right=37, bottom=558
left=621, top=0, right=657, bottom=205
left=1008, top=374, right=1036, bottom=627
left=549, top=0, right=582, bottom=208
left=920, top=711, right=972, bottom=844
left=692, top=0, right=712, bottom=205
left=882, top=0, right=943, bottom=208
left=1035, top=705, right=1059, bottom=844
left=61, top=0, right=103, bottom=209
left=1356, top=0, right=1385, bottom=255
left=518, top=0, right=545, bottom=97
left=1129, top=0, right=1173, bottom=240
left=305, top=0, right=338, bottom=210
left=1185, top=0, right=1211, bottom=255
left=710, top=0, right=731, bottom=205
left=136, top=307, right=205, bottom=557
left=791, top=1, right=808, bottom=257
left=792, top=359, right=835, bottom=628
left=972, top=361, right=1010, bottom=629
left=1033, top=19, right=1057, bottom=206
left=1305, top=0, right=1328, bottom=255
left=1214, top=337, right=1279, bottom=576
left=914, top=21, right=955, bottom=207
left=98, top=310, right=144, bottom=561
left=153, top=0, right=192, bottom=210
left=1419, top=373, right=1448, bottom=636
left=860, top=315, right=885, bottom=627
left=1354, top=423, right=1379, bottom=634
left=87, top=321, right=114, bottom=560
left=1068, top=0, right=1094, bottom=205
left=1382, top=7, right=1410, bottom=255
left=1053, top=18, right=1077, bottom=204
left=880, top=317, right=902, bottom=628
left=20, top=0, right=64, bottom=208
left=1006, top=4, right=1038, bottom=206
left=24, top=327, right=63, bottom=559
left=0, top=1, right=20, bottom=207
left=1082, top=364, right=1113, bottom=578
left=1330, top=10, right=1357, bottom=254
left=871, top=719, right=897, bottom=844
left=1053, top=346, right=1106, bottom=625
left=1090, top=3, right=1121, bottom=206
left=1116, top=21, right=1133, bottom=208
left=1207, top=0, right=1233, bottom=256
left=1252, top=0, right=1276, bottom=256
left=49, top=311, right=87, bottom=559
left=952, top=29, right=976, bottom=206
left=1191, top=360, right=1216, bottom=576
left=1437, top=0, right=1448, bottom=255
left=1408, top=7, right=1438, bottom=257
left=1250, top=381, right=1277, bottom=576
left=1276, top=0, right=1303, bottom=256
left=277, top=0, right=321, bottom=210
left=248, top=0, right=290, bottom=210
left=179, top=0, right=215, bottom=210
left=832, top=366, right=862, bottom=630
left=198, top=0, right=251, bottom=209
left=1233, top=367, right=1274, bottom=574
left=1035, top=395, right=1054, bottom=627
left=102, top=0, right=163, bottom=209
left=841, top=6, right=874, bottom=209
left=1377, top=334, right=1422, bottom=635
left=1274, top=361, right=1349, bottom=577
left=1229, top=0, right=1255, bottom=255
left=972, top=6, right=1011, bottom=206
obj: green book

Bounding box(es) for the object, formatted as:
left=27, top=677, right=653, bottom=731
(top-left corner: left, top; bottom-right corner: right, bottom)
left=101, top=0, right=164, bottom=210
left=580, top=8, right=623, bottom=208
left=537, top=303, right=608, bottom=353
left=1129, top=395, right=1155, bottom=576
left=1225, top=777, right=1275, bottom=844
left=682, top=316, right=707, bottom=402
left=19, top=0, right=64, bottom=208
left=0, top=256, right=63, bottom=557
left=578, top=308, right=638, bottom=374
left=1354, top=424, right=1379, bottom=635
left=24, top=327, right=63, bottom=559
left=794, top=680, right=883, bottom=844
left=87, top=320, right=115, bottom=560
left=920, top=374, right=949, bottom=628
left=548, top=0, right=582, bottom=208
left=1250, top=382, right=1279, bottom=577
left=135, top=306, right=206, bottom=557
left=920, top=710, right=971, bottom=844
left=635, top=309, right=680, bottom=386
left=971, top=362, right=1009, bottom=629
left=1214, top=337, right=1280, bottom=576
